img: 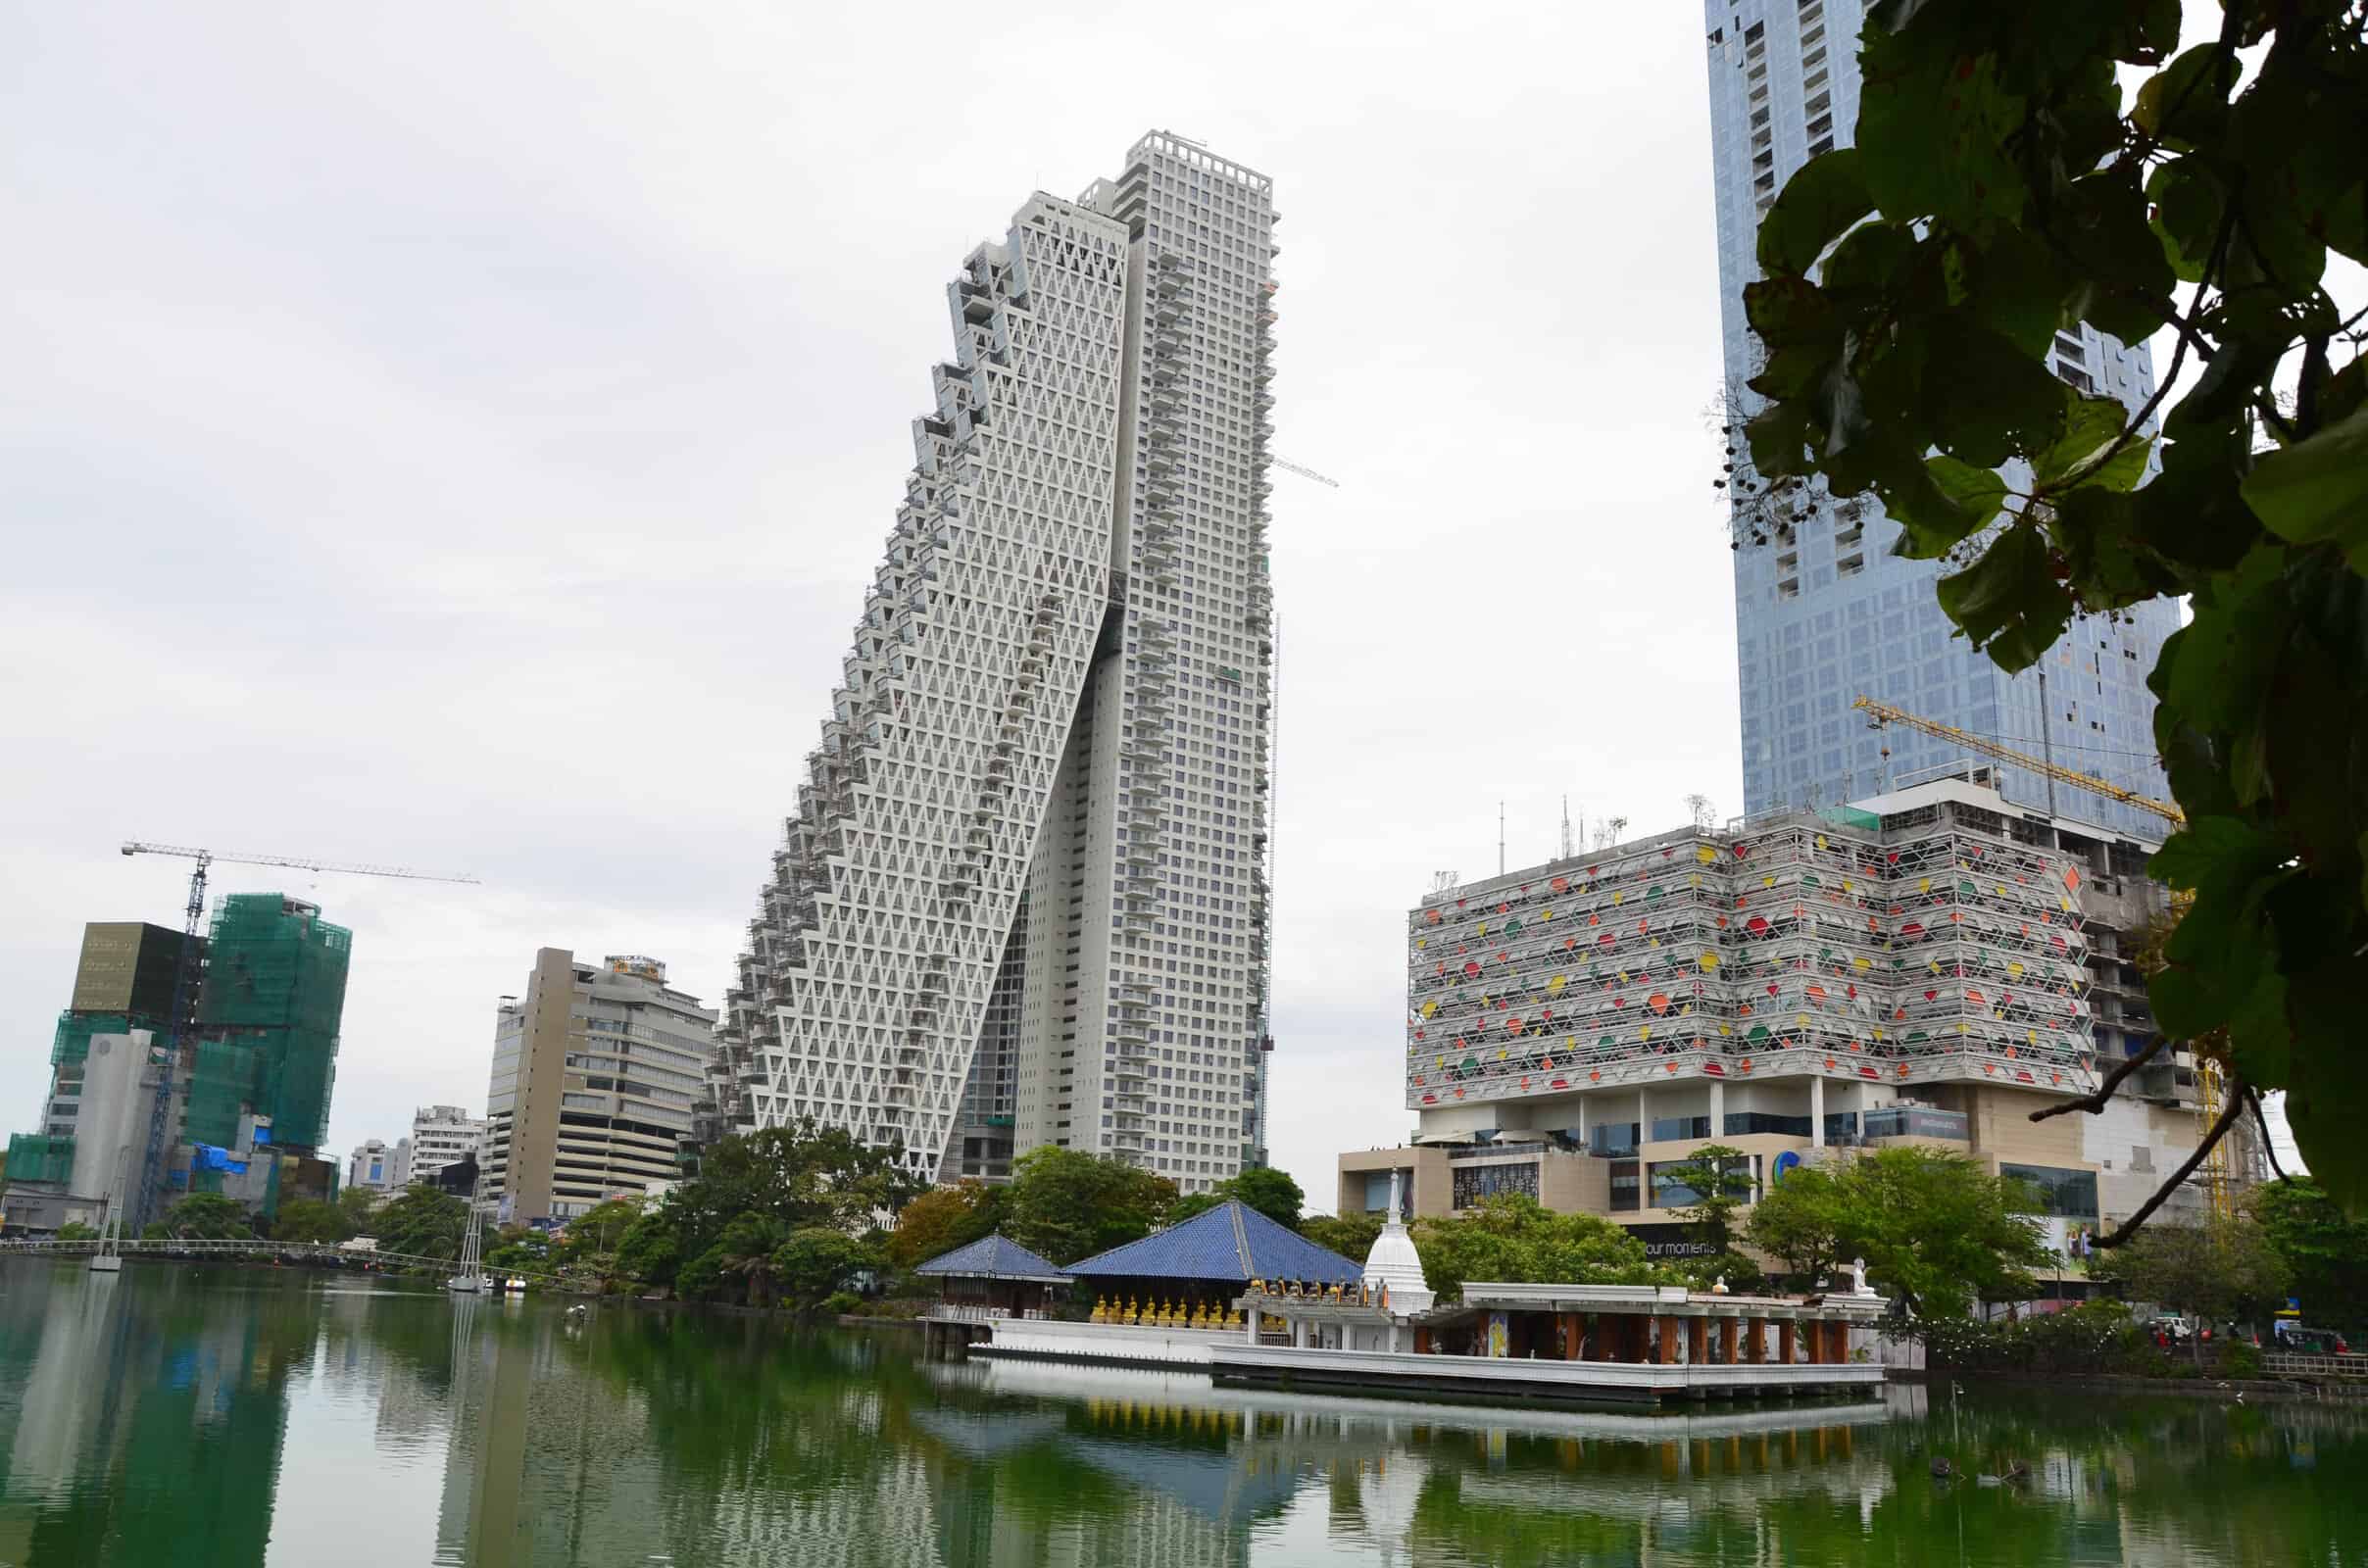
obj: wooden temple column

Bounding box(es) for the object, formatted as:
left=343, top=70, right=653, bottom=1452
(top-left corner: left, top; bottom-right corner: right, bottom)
left=1779, top=1319, right=1798, bottom=1364
left=1564, top=1311, right=1585, bottom=1361
left=1657, top=1316, right=1682, bottom=1365
left=1686, top=1316, right=1708, bottom=1365
left=1718, top=1315, right=1739, bottom=1365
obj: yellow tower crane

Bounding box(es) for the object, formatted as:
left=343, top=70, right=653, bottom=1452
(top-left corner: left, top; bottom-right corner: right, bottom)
left=1850, top=697, right=2238, bottom=1219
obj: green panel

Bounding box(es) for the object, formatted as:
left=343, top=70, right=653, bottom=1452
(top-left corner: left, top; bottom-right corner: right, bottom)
left=51, top=1011, right=137, bottom=1068
left=5, top=1133, right=75, bottom=1186
left=184, top=1037, right=259, bottom=1150
left=197, top=894, right=352, bottom=1152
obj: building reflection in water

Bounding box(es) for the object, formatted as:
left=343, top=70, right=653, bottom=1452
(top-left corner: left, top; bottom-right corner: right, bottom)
left=6, top=1268, right=2368, bottom=1568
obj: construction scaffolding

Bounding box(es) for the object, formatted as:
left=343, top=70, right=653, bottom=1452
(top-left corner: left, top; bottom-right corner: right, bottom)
left=1407, top=798, right=2092, bottom=1108
left=4, top=1134, right=75, bottom=1187
left=195, top=894, right=352, bottom=1152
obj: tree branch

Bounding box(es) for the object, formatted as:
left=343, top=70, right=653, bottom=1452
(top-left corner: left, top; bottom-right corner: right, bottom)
left=2094, top=1079, right=2247, bottom=1250
left=2247, top=1087, right=2290, bottom=1184
left=2030, top=1034, right=2165, bottom=1121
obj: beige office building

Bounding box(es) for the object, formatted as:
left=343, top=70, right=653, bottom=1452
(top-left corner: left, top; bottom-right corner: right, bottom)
left=1341, top=775, right=2254, bottom=1265
left=482, top=952, right=717, bottom=1224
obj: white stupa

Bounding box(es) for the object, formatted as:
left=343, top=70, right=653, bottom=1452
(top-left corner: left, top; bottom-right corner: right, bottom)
left=1361, top=1168, right=1435, bottom=1315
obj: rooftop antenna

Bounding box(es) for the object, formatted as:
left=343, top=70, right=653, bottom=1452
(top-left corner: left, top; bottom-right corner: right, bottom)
left=1498, top=802, right=1506, bottom=878
left=1559, top=796, right=1574, bottom=860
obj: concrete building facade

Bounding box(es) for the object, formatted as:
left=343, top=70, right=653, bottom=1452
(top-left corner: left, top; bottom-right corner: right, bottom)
left=1342, top=776, right=2220, bottom=1262
left=409, top=1104, right=484, bottom=1184
left=482, top=952, right=717, bottom=1224
left=715, top=131, right=1280, bottom=1194
left=1703, top=0, right=2182, bottom=836
left=347, top=1137, right=412, bottom=1194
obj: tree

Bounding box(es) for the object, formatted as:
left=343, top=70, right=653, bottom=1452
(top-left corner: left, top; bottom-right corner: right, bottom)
left=774, top=1227, right=880, bottom=1314
left=1214, top=1166, right=1304, bottom=1230
left=1740, top=2, right=2368, bottom=1215
left=1748, top=1148, right=2051, bottom=1317
left=1412, top=1195, right=1658, bottom=1301
left=55, top=1221, right=98, bottom=1242
left=336, top=1185, right=379, bottom=1233
left=273, top=1197, right=352, bottom=1245
left=1002, top=1148, right=1178, bottom=1265
left=886, top=1180, right=1004, bottom=1269
left=153, top=1194, right=257, bottom=1242
left=616, top=1205, right=683, bottom=1290
left=1301, top=1209, right=1387, bottom=1261
left=550, top=1197, right=643, bottom=1271
left=372, top=1185, right=469, bottom=1262
left=484, top=1227, right=551, bottom=1277
left=2250, top=1176, right=2368, bottom=1330
left=1653, top=1144, right=1753, bottom=1254
left=2092, top=1216, right=2288, bottom=1365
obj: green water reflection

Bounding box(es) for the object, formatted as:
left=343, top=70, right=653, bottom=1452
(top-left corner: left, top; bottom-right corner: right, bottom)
left=3, top=1260, right=2365, bottom=1565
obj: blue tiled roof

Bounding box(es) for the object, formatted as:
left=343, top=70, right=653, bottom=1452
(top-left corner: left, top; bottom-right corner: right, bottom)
left=1063, top=1200, right=1362, bottom=1286
left=913, top=1232, right=1070, bottom=1282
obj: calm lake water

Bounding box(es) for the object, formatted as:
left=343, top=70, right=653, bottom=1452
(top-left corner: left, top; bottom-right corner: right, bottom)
left=3, top=1260, right=2365, bottom=1566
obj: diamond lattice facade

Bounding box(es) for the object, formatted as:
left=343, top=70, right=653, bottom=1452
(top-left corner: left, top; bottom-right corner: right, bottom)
left=717, top=134, right=1279, bottom=1192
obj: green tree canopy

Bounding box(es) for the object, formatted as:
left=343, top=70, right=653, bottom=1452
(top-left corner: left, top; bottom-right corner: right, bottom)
left=774, top=1227, right=881, bottom=1314
left=153, top=1193, right=258, bottom=1243
left=1738, top=0, right=2368, bottom=1216
left=551, top=1197, right=643, bottom=1269
left=1213, top=1166, right=1305, bottom=1230
left=1653, top=1143, right=1754, bottom=1254
left=1301, top=1209, right=1387, bottom=1261
left=55, top=1221, right=98, bottom=1242
left=1411, top=1195, right=1658, bottom=1301
left=1747, top=1148, right=2051, bottom=1317
left=887, top=1180, right=1005, bottom=1269
left=2251, top=1176, right=2368, bottom=1329
left=272, top=1197, right=353, bottom=1245
left=2090, top=1215, right=2287, bottom=1360
left=335, top=1185, right=379, bottom=1231
left=371, top=1185, right=469, bottom=1262
left=1002, top=1148, right=1178, bottom=1265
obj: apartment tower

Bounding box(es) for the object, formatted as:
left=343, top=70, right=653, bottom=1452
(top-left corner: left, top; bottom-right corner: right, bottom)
left=1703, top=0, right=2182, bottom=834
left=483, top=952, right=717, bottom=1223
left=715, top=132, right=1279, bottom=1193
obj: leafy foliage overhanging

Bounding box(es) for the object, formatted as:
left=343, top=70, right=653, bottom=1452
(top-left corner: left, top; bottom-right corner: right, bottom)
left=1740, top=0, right=2368, bottom=1212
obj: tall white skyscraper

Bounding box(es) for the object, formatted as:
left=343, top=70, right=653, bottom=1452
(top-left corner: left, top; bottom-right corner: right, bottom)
left=1703, top=1, right=2181, bottom=836
left=716, top=132, right=1278, bottom=1193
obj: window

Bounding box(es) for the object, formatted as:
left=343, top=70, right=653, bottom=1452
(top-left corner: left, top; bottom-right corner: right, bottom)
left=1452, top=1160, right=1540, bottom=1208
left=2002, top=1163, right=2099, bottom=1219
left=1610, top=1160, right=1642, bottom=1212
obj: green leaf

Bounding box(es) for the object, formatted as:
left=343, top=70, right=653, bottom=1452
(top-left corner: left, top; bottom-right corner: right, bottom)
left=2148, top=814, right=2284, bottom=894
left=1745, top=401, right=1815, bottom=480
left=2058, top=170, right=2176, bottom=345
left=2133, top=42, right=2237, bottom=148
left=1758, top=148, right=1876, bottom=276
left=1882, top=456, right=2001, bottom=561
left=2031, top=392, right=2136, bottom=490
left=2146, top=159, right=2225, bottom=284
left=1819, top=220, right=1916, bottom=303
left=1934, top=524, right=2073, bottom=671
left=1924, top=317, right=2068, bottom=468
left=2242, top=405, right=2368, bottom=569
left=1742, top=276, right=1838, bottom=351
left=1962, top=227, right=2068, bottom=358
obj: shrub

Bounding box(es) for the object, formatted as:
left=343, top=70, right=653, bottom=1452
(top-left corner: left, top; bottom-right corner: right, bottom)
left=2223, top=1342, right=2263, bottom=1379
left=1912, top=1301, right=2154, bottom=1376
left=820, top=1291, right=863, bottom=1318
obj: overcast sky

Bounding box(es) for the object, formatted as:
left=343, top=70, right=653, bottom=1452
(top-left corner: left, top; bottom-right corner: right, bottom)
left=9, top=5, right=2279, bottom=1207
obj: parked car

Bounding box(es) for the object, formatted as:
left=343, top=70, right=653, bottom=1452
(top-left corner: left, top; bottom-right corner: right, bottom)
left=2276, top=1324, right=2351, bottom=1355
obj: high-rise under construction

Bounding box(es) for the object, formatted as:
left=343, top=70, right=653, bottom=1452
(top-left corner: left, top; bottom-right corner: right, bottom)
left=714, top=132, right=1280, bottom=1193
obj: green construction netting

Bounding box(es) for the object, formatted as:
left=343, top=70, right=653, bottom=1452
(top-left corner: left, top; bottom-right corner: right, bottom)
left=197, top=895, right=351, bottom=1151
left=183, top=1037, right=258, bottom=1150
left=51, top=1011, right=137, bottom=1068
left=6, top=1133, right=75, bottom=1186
left=1817, top=805, right=1885, bottom=833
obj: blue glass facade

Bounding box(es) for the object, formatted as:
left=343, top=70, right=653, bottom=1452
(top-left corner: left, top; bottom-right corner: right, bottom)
left=1703, top=0, right=2181, bottom=838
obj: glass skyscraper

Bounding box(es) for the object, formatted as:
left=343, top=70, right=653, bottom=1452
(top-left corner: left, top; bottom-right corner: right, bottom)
left=715, top=133, right=1277, bottom=1193
left=1703, top=0, right=2182, bottom=835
